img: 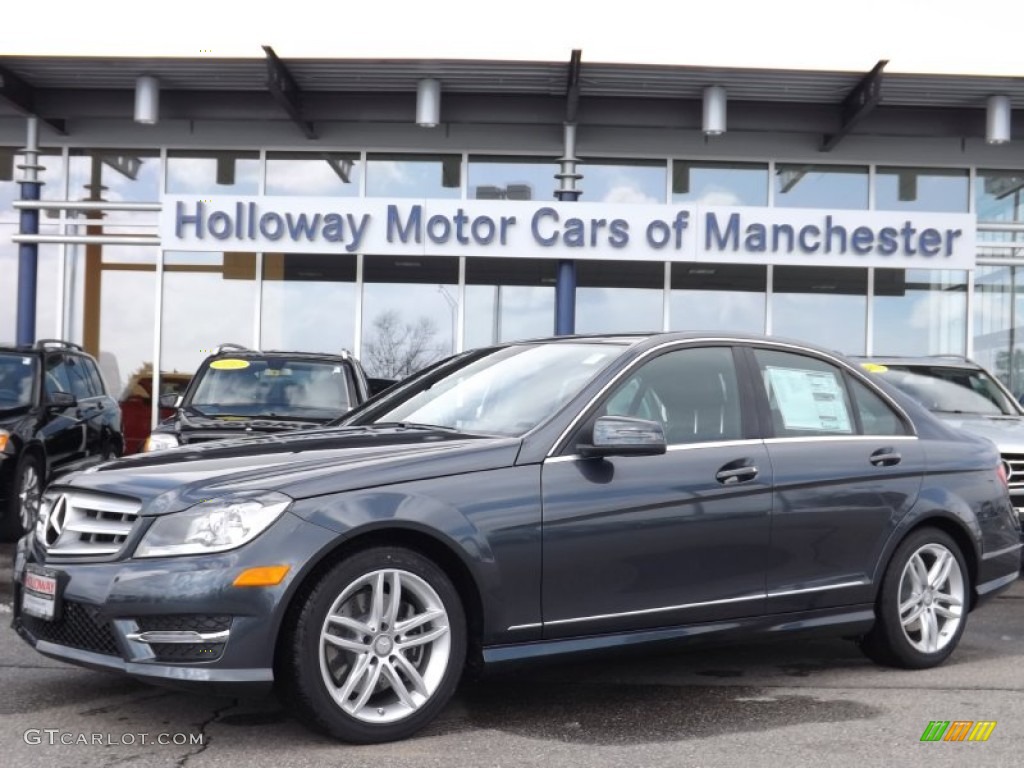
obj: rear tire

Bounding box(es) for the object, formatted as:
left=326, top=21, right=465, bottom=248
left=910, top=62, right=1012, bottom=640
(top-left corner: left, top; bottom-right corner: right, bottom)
left=860, top=527, right=969, bottom=669
left=280, top=546, right=466, bottom=743
left=1, top=453, right=43, bottom=542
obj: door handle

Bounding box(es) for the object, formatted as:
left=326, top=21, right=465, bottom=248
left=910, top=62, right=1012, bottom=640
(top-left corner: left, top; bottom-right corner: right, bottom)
left=869, top=448, right=902, bottom=467
left=715, top=465, right=759, bottom=484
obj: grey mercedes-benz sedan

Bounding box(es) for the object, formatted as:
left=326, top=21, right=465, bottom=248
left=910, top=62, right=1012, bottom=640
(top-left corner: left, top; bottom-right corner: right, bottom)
left=13, top=333, right=1022, bottom=743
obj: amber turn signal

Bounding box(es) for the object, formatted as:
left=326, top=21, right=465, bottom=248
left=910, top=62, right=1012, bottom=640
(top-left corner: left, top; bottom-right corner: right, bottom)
left=233, top=565, right=290, bottom=587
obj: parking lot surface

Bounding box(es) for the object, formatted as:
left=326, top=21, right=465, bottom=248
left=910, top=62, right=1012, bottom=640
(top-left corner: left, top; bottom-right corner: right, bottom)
left=1, top=546, right=1020, bottom=768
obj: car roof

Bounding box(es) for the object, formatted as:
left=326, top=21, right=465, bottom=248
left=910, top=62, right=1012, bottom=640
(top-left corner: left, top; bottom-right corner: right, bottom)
left=854, top=355, right=983, bottom=371
left=204, top=348, right=355, bottom=363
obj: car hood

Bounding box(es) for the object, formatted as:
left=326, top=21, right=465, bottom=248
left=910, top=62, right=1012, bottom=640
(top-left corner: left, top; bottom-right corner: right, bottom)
left=159, top=409, right=332, bottom=436
left=932, top=413, right=1024, bottom=453
left=53, top=425, right=522, bottom=515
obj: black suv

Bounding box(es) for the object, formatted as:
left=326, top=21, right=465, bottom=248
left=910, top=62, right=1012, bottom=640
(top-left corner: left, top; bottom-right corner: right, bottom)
left=0, top=340, right=123, bottom=540
left=143, top=344, right=374, bottom=452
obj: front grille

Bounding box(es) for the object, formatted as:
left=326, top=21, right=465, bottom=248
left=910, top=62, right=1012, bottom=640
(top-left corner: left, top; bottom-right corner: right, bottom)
left=1003, top=454, right=1024, bottom=492
left=38, top=490, right=142, bottom=558
left=150, top=643, right=226, bottom=662
left=19, top=599, right=120, bottom=657
left=135, top=615, right=232, bottom=633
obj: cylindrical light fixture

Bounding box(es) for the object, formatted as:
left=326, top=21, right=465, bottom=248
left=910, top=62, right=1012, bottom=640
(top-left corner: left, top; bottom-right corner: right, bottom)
left=134, top=75, right=160, bottom=125
left=986, top=94, right=1011, bottom=145
left=416, top=78, right=441, bottom=128
left=702, top=86, right=727, bottom=136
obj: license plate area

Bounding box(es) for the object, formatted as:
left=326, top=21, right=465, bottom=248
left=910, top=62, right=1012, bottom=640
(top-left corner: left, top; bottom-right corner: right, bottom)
left=21, top=564, right=63, bottom=621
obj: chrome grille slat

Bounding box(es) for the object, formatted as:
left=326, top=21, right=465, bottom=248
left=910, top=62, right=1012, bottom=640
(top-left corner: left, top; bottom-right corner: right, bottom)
left=1002, top=454, right=1024, bottom=490
left=38, top=490, right=142, bottom=557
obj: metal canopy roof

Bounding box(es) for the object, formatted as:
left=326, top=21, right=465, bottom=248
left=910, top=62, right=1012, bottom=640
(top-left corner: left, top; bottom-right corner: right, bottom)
left=1, top=55, right=1022, bottom=109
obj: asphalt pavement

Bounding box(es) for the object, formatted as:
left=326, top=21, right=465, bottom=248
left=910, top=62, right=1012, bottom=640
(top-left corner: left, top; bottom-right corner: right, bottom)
left=1, top=545, right=1021, bottom=768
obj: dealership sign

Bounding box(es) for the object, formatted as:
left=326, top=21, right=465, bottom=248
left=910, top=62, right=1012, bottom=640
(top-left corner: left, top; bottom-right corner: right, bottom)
left=160, top=196, right=976, bottom=270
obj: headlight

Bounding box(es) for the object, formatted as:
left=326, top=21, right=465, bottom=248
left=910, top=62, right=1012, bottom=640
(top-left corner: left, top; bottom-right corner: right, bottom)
left=144, top=433, right=180, bottom=452
left=0, top=429, right=10, bottom=452
left=134, top=491, right=291, bottom=558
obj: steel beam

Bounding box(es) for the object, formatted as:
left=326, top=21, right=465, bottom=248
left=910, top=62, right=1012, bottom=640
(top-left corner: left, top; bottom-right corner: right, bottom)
left=820, top=60, right=887, bottom=152
left=0, top=64, right=66, bottom=135
left=262, top=45, right=316, bottom=140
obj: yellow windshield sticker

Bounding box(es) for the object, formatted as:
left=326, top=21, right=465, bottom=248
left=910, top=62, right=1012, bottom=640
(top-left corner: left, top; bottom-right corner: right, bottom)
left=860, top=362, right=889, bottom=373
left=210, top=358, right=250, bottom=370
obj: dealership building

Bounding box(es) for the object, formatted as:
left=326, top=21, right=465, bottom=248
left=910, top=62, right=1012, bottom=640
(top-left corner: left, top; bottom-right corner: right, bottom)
left=1, top=52, right=1023, bottom=418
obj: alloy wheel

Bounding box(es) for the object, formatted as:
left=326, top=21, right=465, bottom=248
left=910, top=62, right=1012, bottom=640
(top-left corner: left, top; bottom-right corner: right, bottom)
left=318, top=568, right=451, bottom=724
left=18, top=462, right=41, bottom=532
left=897, top=542, right=965, bottom=654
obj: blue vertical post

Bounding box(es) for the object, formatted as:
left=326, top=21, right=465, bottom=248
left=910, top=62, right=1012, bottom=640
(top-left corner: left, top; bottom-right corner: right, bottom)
left=15, top=118, right=42, bottom=347
left=553, top=123, right=581, bottom=335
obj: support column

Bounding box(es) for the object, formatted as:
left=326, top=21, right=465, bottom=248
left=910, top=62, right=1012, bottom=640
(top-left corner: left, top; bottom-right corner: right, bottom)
left=554, top=122, right=581, bottom=335
left=15, top=117, right=43, bottom=347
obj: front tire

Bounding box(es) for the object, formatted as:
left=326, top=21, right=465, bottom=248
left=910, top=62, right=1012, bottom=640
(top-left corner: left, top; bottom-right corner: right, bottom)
left=1, top=453, right=43, bottom=542
left=281, top=546, right=466, bottom=743
left=860, top=527, right=969, bottom=669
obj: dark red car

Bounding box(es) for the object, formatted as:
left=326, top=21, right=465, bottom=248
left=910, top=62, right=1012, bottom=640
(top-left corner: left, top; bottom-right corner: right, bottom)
left=118, top=372, right=192, bottom=455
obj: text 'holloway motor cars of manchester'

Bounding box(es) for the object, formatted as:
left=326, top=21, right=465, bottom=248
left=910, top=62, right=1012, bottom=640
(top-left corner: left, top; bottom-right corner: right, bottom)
left=12, top=332, right=1022, bottom=743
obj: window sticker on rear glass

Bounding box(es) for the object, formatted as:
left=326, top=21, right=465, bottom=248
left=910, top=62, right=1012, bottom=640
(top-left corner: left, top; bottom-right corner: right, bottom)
left=765, top=366, right=852, bottom=433
left=210, top=359, right=250, bottom=370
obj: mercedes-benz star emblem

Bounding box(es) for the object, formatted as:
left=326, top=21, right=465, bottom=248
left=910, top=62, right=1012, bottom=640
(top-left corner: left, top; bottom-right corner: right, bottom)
left=44, top=495, right=68, bottom=547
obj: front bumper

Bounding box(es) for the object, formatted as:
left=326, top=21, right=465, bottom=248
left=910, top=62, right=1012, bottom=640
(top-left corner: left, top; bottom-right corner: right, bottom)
left=11, top=510, right=336, bottom=694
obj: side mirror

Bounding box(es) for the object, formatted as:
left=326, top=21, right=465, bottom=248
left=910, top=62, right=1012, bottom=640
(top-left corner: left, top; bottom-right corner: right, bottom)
left=47, top=391, right=77, bottom=409
left=159, top=393, right=182, bottom=409
left=578, top=416, right=667, bottom=459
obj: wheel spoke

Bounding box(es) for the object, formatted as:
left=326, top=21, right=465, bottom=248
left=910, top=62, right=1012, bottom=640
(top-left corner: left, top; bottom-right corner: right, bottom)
left=921, top=609, right=940, bottom=652
left=369, top=572, right=386, bottom=629
left=901, top=602, right=925, bottom=628
left=396, top=608, right=446, bottom=635
left=934, top=603, right=961, bottom=620
left=392, top=652, right=429, bottom=696
left=908, top=554, right=928, bottom=592
left=928, top=550, right=954, bottom=589
left=348, top=662, right=383, bottom=713
left=326, top=613, right=372, bottom=637
left=384, top=571, right=402, bottom=628
left=323, top=633, right=371, bottom=653
left=381, top=663, right=418, bottom=710
left=397, top=624, right=449, bottom=650
left=899, top=595, right=920, bottom=617
left=933, top=591, right=962, bottom=608
left=335, top=652, right=373, bottom=703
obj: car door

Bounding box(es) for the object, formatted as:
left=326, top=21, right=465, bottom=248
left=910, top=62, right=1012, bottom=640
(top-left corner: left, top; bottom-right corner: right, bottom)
left=39, top=353, right=85, bottom=472
left=541, top=344, right=772, bottom=639
left=744, top=345, right=926, bottom=613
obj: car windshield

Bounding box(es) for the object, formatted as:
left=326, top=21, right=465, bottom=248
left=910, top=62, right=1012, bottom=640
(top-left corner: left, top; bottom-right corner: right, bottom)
left=188, top=357, right=352, bottom=420
left=0, top=353, right=37, bottom=411
left=874, top=364, right=1018, bottom=416
left=348, top=342, right=623, bottom=437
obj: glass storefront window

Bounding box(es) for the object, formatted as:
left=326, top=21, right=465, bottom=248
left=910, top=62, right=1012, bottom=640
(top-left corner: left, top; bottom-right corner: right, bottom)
left=166, top=151, right=260, bottom=195
left=872, top=269, right=967, bottom=356
left=973, top=266, right=1024, bottom=392
left=670, top=263, right=766, bottom=333
left=875, top=167, right=968, bottom=213
left=774, top=164, right=868, bottom=210
left=771, top=266, right=867, bottom=353
left=366, top=154, right=461, bottom=199
left=465, top=257, right=556, bottom=348
left=671, top=160, right=768, bottom=206
left=976, top=169, right=1024, bottom=261
left=579, top=159, right=666, bottom=204
left=64, top=246, right=158, bottom=395
left=266, top=152, right=361, bottom=197
left=361, top=255, right=458, bottom=378
left=0, top=224, right=15, bottom=341
left=67, top=150, right=161, bottom=241
left=261, top=253, right=357, bottom=353
left=160, top=251, right=258, bottom=377
left=576, top=259, right=664, bottom=333
left=467, top=156, right=559, bottom=202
